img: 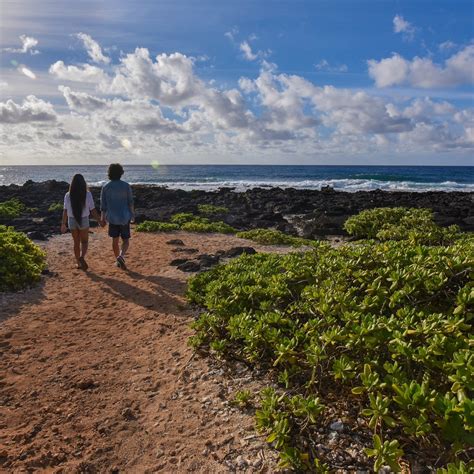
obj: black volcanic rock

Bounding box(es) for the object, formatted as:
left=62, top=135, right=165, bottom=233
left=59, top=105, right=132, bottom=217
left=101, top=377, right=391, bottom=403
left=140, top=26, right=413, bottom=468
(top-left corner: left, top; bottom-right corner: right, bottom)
left=0, top=181, right=473, bottom=238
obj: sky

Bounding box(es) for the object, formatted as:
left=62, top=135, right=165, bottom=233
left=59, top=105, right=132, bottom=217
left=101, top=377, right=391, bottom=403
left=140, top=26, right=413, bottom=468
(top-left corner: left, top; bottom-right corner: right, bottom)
left=0, top=0, right=473, bottom=165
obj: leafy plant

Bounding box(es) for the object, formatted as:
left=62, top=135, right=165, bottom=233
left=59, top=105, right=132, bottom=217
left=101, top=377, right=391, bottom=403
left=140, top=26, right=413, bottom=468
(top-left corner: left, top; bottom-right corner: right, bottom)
left=180, top=220, right=235, bottom=234
left=344, top=207, right=462, bottom=245
left=135, top=221, right=180, bottom=232
left=0, top=225, right=46, bottom=291
left=0, top=198, right=26, bottom=219
left=48, top=202, right=63, bottom=212
left=187, top=236, right=474, bottom=469
left=365, top=434, right=403, bottom=472
left=197, top=204, right=229, bottom=215
left=232, top=390, right=254, bottom=408
left=236, top=228, right=315, bottom=247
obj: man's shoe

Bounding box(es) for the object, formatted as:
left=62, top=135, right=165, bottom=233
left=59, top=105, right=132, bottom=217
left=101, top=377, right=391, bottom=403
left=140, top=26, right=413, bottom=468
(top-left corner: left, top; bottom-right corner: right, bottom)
left=116, top=255, right=127, bottom=270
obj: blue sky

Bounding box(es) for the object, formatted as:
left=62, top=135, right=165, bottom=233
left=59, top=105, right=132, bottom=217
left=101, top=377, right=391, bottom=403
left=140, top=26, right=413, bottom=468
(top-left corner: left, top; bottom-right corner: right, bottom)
left=0, top=0, right=473, bottom=164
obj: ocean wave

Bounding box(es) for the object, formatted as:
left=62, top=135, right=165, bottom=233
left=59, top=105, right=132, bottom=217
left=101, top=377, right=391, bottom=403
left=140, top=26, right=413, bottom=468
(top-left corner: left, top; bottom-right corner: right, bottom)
left=87, top=178, right=474, bottom=192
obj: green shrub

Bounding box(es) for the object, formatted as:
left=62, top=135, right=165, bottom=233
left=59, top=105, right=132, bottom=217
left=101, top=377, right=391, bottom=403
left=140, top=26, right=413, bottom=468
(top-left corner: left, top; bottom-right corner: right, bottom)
left=236, top=228, right=313, bottom=247
left=198, top=204, right=229, bottom=215
left=181, top=220, right=235, bottom=234
left=135, top=221, right=180, bottom=232
left=344, top=207, right=462, bottom=245
left=0, top=225, right=46, bottom=291
left=48, top=202, right=63, bottom=212
left=187, top=238, right=474, bottom=470
left=170, top=213, right=197, bottom=225
left=0, top=198, right=26, bottom=219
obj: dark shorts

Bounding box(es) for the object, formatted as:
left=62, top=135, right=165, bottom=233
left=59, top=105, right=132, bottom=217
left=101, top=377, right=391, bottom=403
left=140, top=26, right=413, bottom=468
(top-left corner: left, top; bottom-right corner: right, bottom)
left=108, top=223, right=131, bottom=239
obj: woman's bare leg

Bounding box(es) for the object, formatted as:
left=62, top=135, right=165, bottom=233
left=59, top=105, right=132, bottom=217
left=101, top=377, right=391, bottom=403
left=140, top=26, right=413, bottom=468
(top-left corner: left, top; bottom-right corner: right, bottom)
left=79, top=228, right=89, bottom=258
left=71, top=229, right=81, bottom=265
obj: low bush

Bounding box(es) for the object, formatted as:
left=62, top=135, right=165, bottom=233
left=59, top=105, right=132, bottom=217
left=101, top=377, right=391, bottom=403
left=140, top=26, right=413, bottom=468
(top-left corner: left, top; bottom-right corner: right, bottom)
left=180, top=220, right=235, bottom=234
left=0, top=198, right=26, bottom=219
left=135, top=221, right=180, bottom=232
left=0, top=225, right=46, bottom=291
left=170, top=213, right=197, bottom=225
left=187, top=238, right=474, bottom=471
left=197, top=204, right=229, bottom=215
left=48, top=202, right=63, bottom=212
left=344, top=207, right=462, bottom=245
left=236, top=228, right=313, bottom=247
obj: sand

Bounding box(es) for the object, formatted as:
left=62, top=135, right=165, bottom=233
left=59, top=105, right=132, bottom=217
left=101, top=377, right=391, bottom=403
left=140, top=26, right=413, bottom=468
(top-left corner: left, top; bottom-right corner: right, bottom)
left=0, top=229, right=286, bottom=473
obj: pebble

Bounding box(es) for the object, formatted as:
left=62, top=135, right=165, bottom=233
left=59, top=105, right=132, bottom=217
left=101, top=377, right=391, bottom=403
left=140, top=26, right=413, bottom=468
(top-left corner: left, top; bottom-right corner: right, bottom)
left=330, top=420, right=344, bottom=432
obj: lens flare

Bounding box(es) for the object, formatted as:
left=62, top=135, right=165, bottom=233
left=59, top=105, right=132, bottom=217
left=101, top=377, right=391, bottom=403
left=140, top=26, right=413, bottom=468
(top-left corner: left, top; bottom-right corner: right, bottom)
left=151, top=160, right=159, bottom=169
left=19, top=66, right=36, bottom=79
left=10, top=60, right=18, bottom=66
left=120, top=138, right=132, bottom=150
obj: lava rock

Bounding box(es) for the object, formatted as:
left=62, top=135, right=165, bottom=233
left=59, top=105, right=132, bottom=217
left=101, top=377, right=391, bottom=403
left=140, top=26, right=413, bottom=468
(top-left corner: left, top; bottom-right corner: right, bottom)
left=223, top=247, right=256, bottom=258
left=170, top=258, right=189, bottom=266
left=27, top=231, right=47, bottom=241
left=177, top=261, right=201, bottom=272
left=166, top=239, right=185, bottom=246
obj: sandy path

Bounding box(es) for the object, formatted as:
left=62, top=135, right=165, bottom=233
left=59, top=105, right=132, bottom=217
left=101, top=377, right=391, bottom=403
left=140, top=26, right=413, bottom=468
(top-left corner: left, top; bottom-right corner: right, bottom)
left=0, top=230, right=282, bottom=473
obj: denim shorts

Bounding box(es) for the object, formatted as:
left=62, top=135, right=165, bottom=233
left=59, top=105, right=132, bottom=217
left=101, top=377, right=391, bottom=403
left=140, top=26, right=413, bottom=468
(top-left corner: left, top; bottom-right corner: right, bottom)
left=68, top=216, right=90, bottom=230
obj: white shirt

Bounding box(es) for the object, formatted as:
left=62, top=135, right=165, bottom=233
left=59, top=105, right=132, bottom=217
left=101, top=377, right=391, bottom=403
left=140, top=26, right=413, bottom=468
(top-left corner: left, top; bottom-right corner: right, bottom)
left=64, top=191, right=95, bottom=217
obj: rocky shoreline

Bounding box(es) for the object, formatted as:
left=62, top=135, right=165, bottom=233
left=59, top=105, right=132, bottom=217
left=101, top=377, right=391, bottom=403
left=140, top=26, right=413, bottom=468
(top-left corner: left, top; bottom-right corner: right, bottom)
left=1, top=180, right=473, bottom=239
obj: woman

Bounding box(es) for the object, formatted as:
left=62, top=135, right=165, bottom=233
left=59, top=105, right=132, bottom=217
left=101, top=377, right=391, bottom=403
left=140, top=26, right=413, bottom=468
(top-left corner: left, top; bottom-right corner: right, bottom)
left=61, top=174, right=102, bottom=270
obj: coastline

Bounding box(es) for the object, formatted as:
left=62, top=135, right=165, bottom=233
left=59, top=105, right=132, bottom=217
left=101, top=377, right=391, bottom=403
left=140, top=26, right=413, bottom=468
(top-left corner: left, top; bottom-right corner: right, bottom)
left=1, top=180, right=473, bottom=239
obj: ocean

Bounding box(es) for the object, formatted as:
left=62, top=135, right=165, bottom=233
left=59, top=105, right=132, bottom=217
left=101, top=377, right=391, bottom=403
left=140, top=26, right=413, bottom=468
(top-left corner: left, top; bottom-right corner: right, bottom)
left=1, top=165, right=473, bottom=192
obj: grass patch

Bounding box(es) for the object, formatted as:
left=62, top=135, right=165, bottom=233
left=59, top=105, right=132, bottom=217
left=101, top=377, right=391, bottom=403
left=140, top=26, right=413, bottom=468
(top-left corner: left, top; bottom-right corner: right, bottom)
left=180, top=220, right=235, bottom=234
left=0, top=225, right=46, bottom=291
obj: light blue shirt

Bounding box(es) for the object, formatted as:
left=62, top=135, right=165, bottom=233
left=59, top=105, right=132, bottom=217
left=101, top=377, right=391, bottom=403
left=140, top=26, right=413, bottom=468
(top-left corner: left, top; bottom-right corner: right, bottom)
left=100, top=180, right=134, bottom=225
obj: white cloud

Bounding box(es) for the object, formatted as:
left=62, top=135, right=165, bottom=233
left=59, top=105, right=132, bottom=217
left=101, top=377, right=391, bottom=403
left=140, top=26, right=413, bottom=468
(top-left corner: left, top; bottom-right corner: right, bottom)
left=439, top=41, right=457, bottom=52
left=76, top=32, right=110, bottom=64
left=2, top=34, right=39, bottom=54
left=0, top=95, right=56, bottom=123
left=240, top=41, right=258, bottom=61
left=49, top=61, right=107, bottom=83
left=315, top=59, right=348, bottom=72
left=368, top=45, right=474, bottom=88
left=393, top=15, right=415, bottom=41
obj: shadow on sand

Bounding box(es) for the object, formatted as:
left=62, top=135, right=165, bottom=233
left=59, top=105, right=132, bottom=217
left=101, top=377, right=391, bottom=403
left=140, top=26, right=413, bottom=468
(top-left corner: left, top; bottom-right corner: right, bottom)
left=86, top=270, right=188, bottom=314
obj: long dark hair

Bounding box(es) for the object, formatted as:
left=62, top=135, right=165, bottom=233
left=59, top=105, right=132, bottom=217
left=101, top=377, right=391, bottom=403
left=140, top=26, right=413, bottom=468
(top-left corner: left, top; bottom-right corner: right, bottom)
left=69, top=174, right=87, bottom=225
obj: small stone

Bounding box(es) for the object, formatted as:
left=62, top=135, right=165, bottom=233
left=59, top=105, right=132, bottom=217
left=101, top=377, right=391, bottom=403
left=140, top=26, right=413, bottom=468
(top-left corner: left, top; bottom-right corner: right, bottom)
left=329, top=420, right=344, bottom=432
left=121, top=408, right=136, bottom=421
left=166, top=239, right=185, bottom=246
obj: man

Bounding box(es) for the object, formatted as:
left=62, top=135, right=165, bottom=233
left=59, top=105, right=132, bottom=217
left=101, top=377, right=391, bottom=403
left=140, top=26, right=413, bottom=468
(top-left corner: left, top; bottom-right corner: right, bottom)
left=100, top=163, right=134, bottom=269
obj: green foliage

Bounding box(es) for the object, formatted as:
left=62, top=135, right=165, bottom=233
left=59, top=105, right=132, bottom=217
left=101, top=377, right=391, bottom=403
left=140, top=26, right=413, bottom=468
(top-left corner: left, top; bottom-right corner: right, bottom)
left=236, top=228, right=315, bottom=247
left=135, top=221, right=180, bottom=232
left=170, top=212, right=197, bottom=225
left=197, top=204, right=229, bottom=215
left=187, top=238, right=474, bottom=470
left=180, top=220, right=235, bottom=234
left=48, top=202, right=63, bottom=212
left=344, top=207, right=462, bottom=245
left=365, top=434, right=403, bottom=472
left=0, top=225, right=46, bottom=291
left=232, top=390, right=254, bottom=408
left=436, top=460, right=474, bottom=473
left=0, top=198, right=26, bottom=219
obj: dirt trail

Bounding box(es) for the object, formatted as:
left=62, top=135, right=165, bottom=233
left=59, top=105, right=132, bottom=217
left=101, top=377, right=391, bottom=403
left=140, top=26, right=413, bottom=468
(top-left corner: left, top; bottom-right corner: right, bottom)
left=0, top=230, right=280, bottom=473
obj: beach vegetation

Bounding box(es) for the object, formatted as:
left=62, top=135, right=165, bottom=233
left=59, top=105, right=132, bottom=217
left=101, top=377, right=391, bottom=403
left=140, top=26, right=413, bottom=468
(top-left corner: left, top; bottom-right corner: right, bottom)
left=180, top=220, right=235, bottom=234
left=236, top=228, right=315, bottom=247
left=170, top=212, right=197, bottom=225
left=187, top=237, right=474, bottom=471
left=0, top=198, right=26, bottom=219
left=48, top=202, right=63, bottom=212
left=197, top=204, right=229, bottom=215
left=0, top=225, right=46, bottom=291
left=344, top=207, right=462, bottom=245
left=135, top=221, right=180, bottom=232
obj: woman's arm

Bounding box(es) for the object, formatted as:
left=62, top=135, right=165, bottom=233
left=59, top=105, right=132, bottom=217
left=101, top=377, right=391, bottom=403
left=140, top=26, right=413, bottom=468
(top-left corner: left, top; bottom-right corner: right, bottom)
left=90, top=208, right=104, bottom=226
left=61, top=209, right=68, bottom=233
